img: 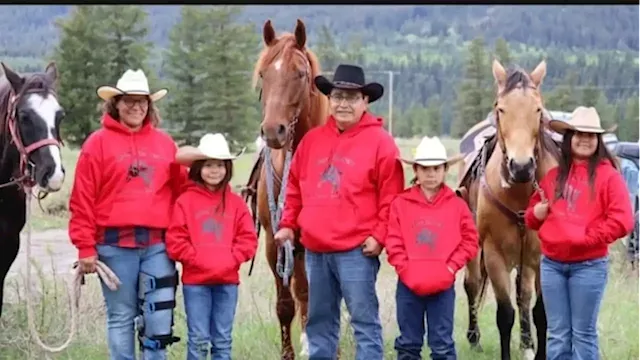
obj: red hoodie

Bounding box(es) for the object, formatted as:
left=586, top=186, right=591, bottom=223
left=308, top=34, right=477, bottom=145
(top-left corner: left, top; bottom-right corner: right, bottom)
left=525, top=160, right=634, bottom=262
left=68, top=114, right=189, bottom=259
left=386, top=185, right=479, bottom=296
left=278, top=112, right=405, bottom=252
left=165, top=183, right=258, bottom=285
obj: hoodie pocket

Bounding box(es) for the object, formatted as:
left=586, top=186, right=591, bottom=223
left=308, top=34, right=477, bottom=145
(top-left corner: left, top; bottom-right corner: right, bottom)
left=399, top=260, right=455, bottom=296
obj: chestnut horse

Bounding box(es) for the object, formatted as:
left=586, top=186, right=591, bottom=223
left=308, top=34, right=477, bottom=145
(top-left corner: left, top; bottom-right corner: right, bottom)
left=455, top=59, right=561, bottom=360
left=243, top=19, right=329, bottom=360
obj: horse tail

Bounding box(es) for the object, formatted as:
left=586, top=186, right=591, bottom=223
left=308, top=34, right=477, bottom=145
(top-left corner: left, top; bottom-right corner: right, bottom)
left=242, top=147, right=265, bottom=277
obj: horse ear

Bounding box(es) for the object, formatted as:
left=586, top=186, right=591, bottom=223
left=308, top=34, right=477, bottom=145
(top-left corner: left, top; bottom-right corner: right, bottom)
left=1, top=62, right=24, bottom=93
left=45, top=61, right=58, bottom=84
left=294, top=19, right=306, bottom=49
left=263, top=20, right=276, bottom=46
left=492, top=59, right=507, bottom=88
left=530, top=60, right=547, bottom=88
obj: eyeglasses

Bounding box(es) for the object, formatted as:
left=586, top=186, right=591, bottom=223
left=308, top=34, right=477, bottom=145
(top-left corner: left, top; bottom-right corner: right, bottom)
left=121, top=97, right=149, bottom=109
left=329, top=93, right=362, bottom=105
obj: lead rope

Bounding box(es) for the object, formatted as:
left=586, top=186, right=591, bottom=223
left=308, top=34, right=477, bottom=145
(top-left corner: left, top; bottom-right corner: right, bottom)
left=265, top=146, right=295, bottom=287
left=23, top=188, right=122, bottom=353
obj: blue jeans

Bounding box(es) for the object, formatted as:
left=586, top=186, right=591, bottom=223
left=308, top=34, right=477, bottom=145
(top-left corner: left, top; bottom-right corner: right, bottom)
left=541, top=255, right=609, bottom=360
left=97, top=243, right=177, bottom=360
left=182, top=284, right=239, bottom=360
left=394, top=281, right=456, bottom=360
left=305, top=247, right=383, bottom=360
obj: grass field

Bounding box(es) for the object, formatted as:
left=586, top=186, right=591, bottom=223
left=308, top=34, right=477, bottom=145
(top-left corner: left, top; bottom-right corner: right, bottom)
left=0, top=137, right=638, bottom=360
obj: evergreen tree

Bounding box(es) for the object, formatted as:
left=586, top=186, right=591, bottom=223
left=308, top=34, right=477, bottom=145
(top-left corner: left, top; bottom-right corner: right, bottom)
left=451, top=37, right=493, bottom=137
left=494, top=37, right=511, bottom=67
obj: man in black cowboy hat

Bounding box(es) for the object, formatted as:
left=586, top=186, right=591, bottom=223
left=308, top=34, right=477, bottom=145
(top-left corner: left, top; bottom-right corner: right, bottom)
left=275, top=64, right=405, bottom=359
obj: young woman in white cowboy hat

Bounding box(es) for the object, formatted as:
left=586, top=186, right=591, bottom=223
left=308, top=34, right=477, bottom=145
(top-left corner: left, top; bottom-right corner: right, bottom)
left=385, top=136, right=478, bottom=360
left=68, top=69, right=188, bottom=359
left=525, top=106, right=634, bottom=359
left=165, top=133, right=257, bottom=360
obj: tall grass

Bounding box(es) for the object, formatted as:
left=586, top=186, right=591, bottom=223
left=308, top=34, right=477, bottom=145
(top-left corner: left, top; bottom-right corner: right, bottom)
left=2, top=137, right=638, bottom=359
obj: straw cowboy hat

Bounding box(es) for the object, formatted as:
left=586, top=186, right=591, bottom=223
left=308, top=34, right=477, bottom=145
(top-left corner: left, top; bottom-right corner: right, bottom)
left=97, top=69, right=168, bottom=102
left=175, top=133, right=245, bottom=166
left=548, top=106, right=617, bottom=134
left=314, top=64, right=384, bottom=103
left=400, top=136, right=464, bottom=167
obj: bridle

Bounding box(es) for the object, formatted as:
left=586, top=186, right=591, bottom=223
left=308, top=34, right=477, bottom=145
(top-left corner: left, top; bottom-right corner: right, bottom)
left=0, top=89, right=63, bottom=191
left=480, top=84, right=547, bottom=230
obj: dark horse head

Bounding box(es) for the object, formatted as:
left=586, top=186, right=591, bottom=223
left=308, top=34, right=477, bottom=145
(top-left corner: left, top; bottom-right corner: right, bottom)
left=0, top=62, right=65, bottom=193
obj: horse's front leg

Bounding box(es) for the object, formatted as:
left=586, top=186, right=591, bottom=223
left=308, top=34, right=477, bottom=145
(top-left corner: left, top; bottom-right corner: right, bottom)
left=516, top=262, right=537, bottom=360
left=0, top=232, right=20, bottom=319
left=485, top=240, right=515, bottom=360
left=464, top=249, right=483, bottom=351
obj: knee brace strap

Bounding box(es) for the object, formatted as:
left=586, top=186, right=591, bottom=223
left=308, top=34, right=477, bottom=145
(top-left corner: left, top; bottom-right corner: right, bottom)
left=139, top=333, right=181, bottom=350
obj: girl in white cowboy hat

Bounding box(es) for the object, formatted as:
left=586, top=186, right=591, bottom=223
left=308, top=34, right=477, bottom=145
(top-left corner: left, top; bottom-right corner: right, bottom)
left=68, top=69, right=188, bottom=359
left=385, top=136, right=478, bottom=360
left=165, top=133, right=257, bottom=360
left=525, top=106, right=633, bottom=359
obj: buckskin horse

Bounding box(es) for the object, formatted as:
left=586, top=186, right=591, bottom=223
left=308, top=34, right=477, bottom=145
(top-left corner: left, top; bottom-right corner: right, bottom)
left=242, top=19, right=329, bottom=360
left=455, top=59, right=561, bottom=360
left=0, top=62, right=66, bottom=318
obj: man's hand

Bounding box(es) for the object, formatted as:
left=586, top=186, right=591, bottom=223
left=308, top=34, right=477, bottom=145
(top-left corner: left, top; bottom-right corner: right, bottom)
left=533, top=201, right=550, bottom=221
left=274, top=228, right=295, bottom=247
left=362, top=236, right=383, bottom=257
left=78, top=255, right=97, bottom=274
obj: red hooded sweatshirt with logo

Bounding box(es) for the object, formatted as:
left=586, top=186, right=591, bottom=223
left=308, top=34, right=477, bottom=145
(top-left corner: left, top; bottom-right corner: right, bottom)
left=278, top=112, right=405, bottom=252
left=525, top=160, right=634, bottom=262
left=385, top=185, right=479, bottom=296
left=165, top=183, right=258, bottom=285
left=68, top=113, right=189, bottom=259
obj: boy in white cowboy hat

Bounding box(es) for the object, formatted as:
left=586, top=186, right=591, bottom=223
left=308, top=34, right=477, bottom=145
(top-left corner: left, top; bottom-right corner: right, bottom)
left=385, top=136, right=478, bottom=360
left=165, top=133, right=256, bottom=360
left=68, top=69, right=187, bottom=359
left=525, top=106, right=633, bottom=359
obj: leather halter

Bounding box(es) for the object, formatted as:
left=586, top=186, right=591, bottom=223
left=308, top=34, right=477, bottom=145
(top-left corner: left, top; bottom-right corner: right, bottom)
left=480, top=84, right=544, bottom=229
left=1, top=89, right=62, bottom=190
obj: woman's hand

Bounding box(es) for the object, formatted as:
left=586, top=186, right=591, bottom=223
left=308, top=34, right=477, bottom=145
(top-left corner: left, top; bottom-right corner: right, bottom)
left=533, top=201, right=550, bottom=221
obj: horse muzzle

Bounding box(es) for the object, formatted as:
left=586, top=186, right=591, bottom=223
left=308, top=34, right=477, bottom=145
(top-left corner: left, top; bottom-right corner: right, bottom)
left=260, top=122, right=289, bottom=150
left=507, top=157, right=536, bottom=183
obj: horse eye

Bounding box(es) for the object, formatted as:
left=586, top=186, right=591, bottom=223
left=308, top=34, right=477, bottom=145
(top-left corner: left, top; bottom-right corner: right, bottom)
left=498, top=108, right=505, bottom=114
left=536, top=107, right=542, bottom=113
left=297, top=70, right=305, bottom=78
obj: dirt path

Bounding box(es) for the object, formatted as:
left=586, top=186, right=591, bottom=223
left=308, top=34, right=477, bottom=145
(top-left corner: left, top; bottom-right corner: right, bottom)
left=8, top=229, right=76, bottom=279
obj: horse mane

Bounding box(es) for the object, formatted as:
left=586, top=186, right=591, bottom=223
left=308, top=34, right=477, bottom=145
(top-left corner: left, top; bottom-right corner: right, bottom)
left=251, top=32, right=328, bottom=131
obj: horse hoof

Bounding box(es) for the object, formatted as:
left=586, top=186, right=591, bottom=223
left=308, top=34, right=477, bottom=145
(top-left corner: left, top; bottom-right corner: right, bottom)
left=471, top=343, right=484, bottom=353
left=299, top=332, right=309, bottom=357
left=523, top=349, right=535, bottom=360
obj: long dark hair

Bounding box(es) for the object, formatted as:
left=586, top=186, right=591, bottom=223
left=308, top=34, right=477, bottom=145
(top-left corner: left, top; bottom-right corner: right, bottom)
left=188, top=159, right=233, bottom=213
left=555, top=130, right=619, bottom=200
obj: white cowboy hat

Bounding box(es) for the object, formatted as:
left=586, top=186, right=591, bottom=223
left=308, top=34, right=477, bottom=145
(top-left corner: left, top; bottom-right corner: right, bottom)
left=175, top=133, right=245, bottom=166
left=96, top=69, right=168, bottom=102
left=548, top=106, right=617, bottom=134
left=400, top=136, right=464, bottom=167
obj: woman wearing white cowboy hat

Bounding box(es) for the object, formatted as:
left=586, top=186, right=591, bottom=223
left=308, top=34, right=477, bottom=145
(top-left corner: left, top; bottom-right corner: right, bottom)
left=166, top=133, right=256, bottom=360
left=68, top=69, right=188, bottom=359
left=386, top=136, right=478, bottom=360
left=525, top=106, right=633, bottom=359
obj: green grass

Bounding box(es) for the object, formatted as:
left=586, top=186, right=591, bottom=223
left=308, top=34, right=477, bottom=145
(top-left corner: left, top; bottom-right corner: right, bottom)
left=2, top=137, right=638, bottom=359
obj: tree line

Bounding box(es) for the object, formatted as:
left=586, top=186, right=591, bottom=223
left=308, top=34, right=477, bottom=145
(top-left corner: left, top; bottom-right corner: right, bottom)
left=46, top=5, right=638, bottom=149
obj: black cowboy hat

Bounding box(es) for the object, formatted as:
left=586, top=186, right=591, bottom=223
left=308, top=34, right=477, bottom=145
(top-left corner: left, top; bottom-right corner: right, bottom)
left=314, top=64, right=384, bottom=103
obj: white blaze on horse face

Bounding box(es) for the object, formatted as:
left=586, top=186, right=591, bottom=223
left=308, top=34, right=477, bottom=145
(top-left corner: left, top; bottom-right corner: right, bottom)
left=27, top=94, right=65, bottom=191
left=274, top=58, right=283, bottom=72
